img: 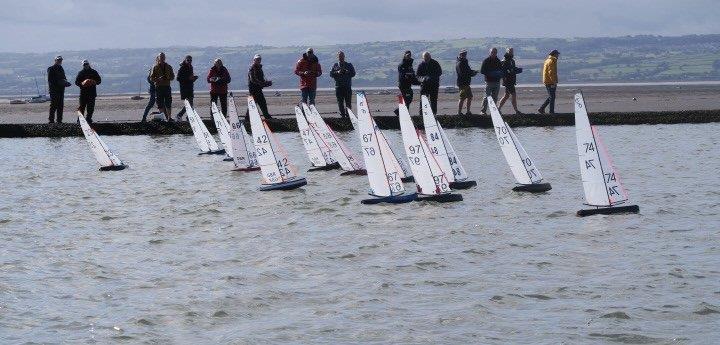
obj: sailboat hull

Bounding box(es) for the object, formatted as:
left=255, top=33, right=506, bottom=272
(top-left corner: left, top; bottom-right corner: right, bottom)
left=361, top=193, right=418, bottom=204
left=577, top=204, right=639, bottom=217
left=232, top=166, right=261, bottom=172
left=308, top=162, right=341, bottom=171
left=449, top=180, right=477, bottom=189
left=416, top=193, right=463, bottom=203
left=258, top=177, right=308, bottom=191
left=340, top=169, right=368, bottom=176
left=513, top=183, right=552, bottom=193
left=198, top=149, right=226, bottom=155
left=99, top=165, right=127, bottom=171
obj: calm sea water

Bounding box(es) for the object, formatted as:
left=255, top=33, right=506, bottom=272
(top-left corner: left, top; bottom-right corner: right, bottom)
left=1, top=124, right=718, bottom=344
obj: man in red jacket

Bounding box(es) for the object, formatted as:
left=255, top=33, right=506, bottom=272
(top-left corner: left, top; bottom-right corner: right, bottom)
left=207, top=58, right=231, bottom=116
left=294, top=48, right=322, bottom=105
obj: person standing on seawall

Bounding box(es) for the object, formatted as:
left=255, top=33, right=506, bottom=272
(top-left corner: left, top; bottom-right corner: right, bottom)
left=455, top=49, right=477, bottom=116
left=207, top=58, right=231, bottom=116
left=480, top=47, right=503, bottom=115
left=175, top=55, right=198, bottom=121
left=294, top=48, right=322, bottom=105
left=538, top=49, right=560, bottom=114
left=394, top=50, right=421, bottom=115
left=497, top=47, right=524, bottom=114
left=330, top=50, right=356, bottom=117
left=47, top=55, right=71, bottom=123
left=74, top=59, right=102, bottom=123
left=141, top=68, right=156, bottom=122
left=149, top=52, right=175, bottom=121
left=247, top=54, right=273, bottom=119
left=416, top=51, right=442, bottom=115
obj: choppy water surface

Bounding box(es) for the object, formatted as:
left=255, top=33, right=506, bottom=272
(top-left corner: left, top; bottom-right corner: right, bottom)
left=1, top=124, right=719, bottom=344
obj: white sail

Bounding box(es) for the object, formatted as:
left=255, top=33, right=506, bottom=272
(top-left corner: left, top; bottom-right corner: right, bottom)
left=355, top=95, right=405, bottom=196
left=348, top=105, right=411, bottom=179
left=397, top=97, right=451, bottom=195
left=304, top=104, right=364, bottom=171
left=78, top=112, right=124, bottom=168
left=185, top=100, right=221, bottom=153
left=248, top=96, right=299, bottom=184
left=487, top=97, right=543, bottom=185
left=574, top=92, right=629, bottom=206
left=227, top=95, right=258, bottom=168
left=421, top=95, right=469, bottom=182
left=211, top=102, right=234, bottom=158
left=295, top=105, right=331, bottom=167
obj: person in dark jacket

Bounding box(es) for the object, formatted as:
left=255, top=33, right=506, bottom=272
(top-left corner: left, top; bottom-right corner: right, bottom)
left=247, top=54, right=273, bottom=119
left=47, top=55, right=71, bottom=123
left=416, top=51, right=442, bottom=114
left=455, top=49, right=478, bottom=116
left=497, top=48, right=524, bottom=114
left=330, top=51, right=356, bottom=117
left=207, top=58, right=231, bottom=116
left=480, top=47, right=503, bottom=114
left=149, top=52, right=175, bottom=121
left=394, top=50, right=421, bottom=115
left=74, top=60, right=102, bottom=123
left=141, top=69, right=156, bottom=122
left=175, top=55, right=198, bottom=121
left=294, top=48, right=322, bottom=105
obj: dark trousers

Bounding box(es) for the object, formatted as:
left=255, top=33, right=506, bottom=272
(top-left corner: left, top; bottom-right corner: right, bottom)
left=175, top=96, right=193, bottom=118
left=301, top=88, right=316, bottom=105
left=211, top=93, right=228, bottom=116
left=420, top=84, right=439, bottom=114
left=335, top=86, right=352, bottom=116
left=400, top=87, right=414, bottom=109
left=540, top=84, right=557, bottom=113
left=78, top=95, right=96, bottom=121
left=252, top=90, right=271, bottom=117
left=49, top=93, right=64, bottom=123
left=142, top=88, right=156, bottom=121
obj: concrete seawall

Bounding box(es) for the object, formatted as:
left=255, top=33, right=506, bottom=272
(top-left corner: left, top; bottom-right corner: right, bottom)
left=1, top=110, right=719, bottom=138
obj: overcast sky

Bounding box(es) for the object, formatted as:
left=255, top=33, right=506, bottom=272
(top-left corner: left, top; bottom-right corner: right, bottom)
left=1, top=0, right=718, bottom=53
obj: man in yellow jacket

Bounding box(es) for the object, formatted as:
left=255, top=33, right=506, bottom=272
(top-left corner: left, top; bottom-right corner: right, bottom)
left=538, top=50, right=559, bottom=114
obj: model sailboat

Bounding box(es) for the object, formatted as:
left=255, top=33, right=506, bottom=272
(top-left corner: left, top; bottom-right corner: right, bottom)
left=294, top=104, right=340, bottom=171
left=420, top=95, right=476, bottom=189
left=77, top=112, right=126, bottom=171
left=574, top=92, right=639, bottom=216
left=248, top=96, right=307, bottom=191
left=487, top=96, right=552, bottom=192
left=397, top=96, right=462, bottom=202
left=302, top=103, right=366, bottom=175
left=184, top=100, right=225, bottom=155
left=355, top=93, right=417, bottom=204
left=227, top=94, right=260, bottom=171
left=210, top=102, right=235, bottom=161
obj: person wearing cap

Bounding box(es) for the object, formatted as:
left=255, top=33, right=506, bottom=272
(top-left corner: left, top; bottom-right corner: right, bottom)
left=207, top=58, right=231, bottom=116
left=538, top=49, right=560, bottom=114
left=498, top=47, right=524, bottom=114
left=416, top=51, right=442, bottom=114
left=247, top=54, right=273, bottom=119
left=149, top=52, right=175, bottom=121
left=175, top=55, right=198, bottom=121
left=455, top=49, right=477, bottom=116
left=47, top=56, right=72, bottom=123
left=395, top=50, right=421, bottom=115
left=74, top=60, right=102, bottom=123
left=480, top=47, right=503, bottom=115
left=294, top=48, right=322, bottom=105
left=330, top=51, right=356, bottom=117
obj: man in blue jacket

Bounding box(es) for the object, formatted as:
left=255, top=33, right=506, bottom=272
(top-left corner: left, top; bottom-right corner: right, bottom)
left=480, top=47, right=503, bottom=115
left=330, top=51, right=356, bottom=117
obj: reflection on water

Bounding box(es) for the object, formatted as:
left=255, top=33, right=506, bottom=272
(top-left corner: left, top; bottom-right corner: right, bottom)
left=1, top=124, right=719, bottom=343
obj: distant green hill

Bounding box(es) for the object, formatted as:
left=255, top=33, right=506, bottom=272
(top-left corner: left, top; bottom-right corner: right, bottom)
left=1, top=35, right=719, bottom=96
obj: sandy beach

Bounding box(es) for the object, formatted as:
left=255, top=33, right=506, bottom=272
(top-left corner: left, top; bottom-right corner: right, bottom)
left=1, top=84, right=720, bottom=124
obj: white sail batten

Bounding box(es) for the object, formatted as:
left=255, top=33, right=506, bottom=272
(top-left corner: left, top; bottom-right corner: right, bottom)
left=487, top=97, right=543, bottom=184
left=397, top=97, right=451, bottom=195
left=295, top=105, right=329, bottom=167
left=185, top=100, right=221, bottom=153
left=574, top=93, right=629, bottom=206
left=227, top=95, right=258, bottom=168
left=305, top=104, right=363, bottom=171
left=420, top=95, right=469, bottom=181
left=248, top=96, right=298, bottom=184
left=78, top=112, right=123, bottom=168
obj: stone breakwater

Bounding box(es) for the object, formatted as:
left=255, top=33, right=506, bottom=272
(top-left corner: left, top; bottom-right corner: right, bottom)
left=1, top=110, right=719, bottom=138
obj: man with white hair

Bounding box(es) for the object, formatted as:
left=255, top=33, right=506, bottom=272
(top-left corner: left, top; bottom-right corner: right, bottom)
left=47, top=55, right=71, bottom=123
left=74, top=59, right=102, bottom=123
left=416, top=51, right=442, bottom=114
left=247, top=54, right=273, bottom=119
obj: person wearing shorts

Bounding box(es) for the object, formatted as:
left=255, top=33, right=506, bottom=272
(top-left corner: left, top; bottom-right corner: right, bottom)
left=455, top=49, right=478, bottom=115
